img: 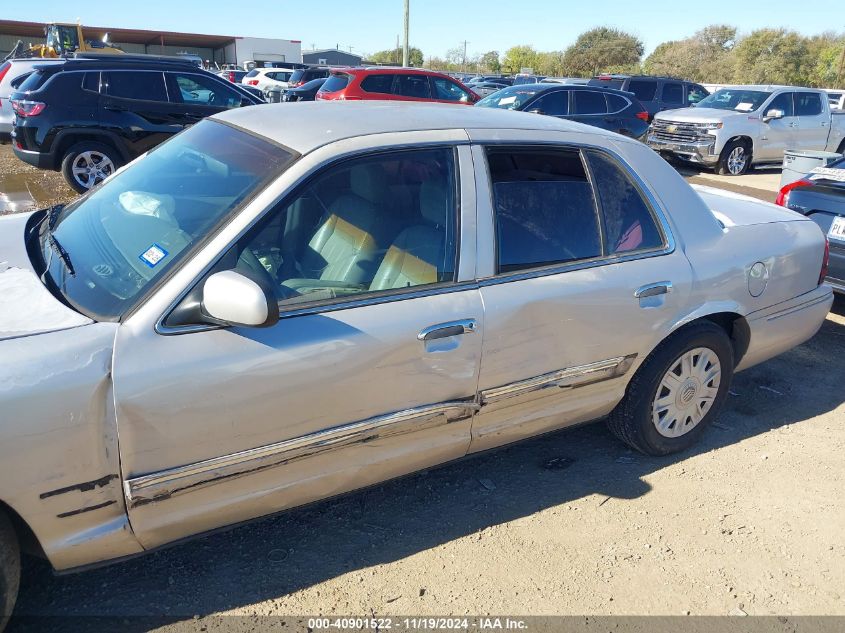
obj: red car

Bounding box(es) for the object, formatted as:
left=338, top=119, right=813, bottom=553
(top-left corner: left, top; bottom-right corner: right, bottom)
left=315, top=67, right=479, bottom=104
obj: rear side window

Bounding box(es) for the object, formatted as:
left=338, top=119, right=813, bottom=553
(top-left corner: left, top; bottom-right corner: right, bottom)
left=16, top=69, right=48, bottom=93
left=795, top=92, right=822, bottom=116
left=627, top=80, right=657, bottom=101
left=105, top=71, right=167, bottom=102
left=289, top=69, right=306, bottom=84
left=530, top=90, right=569, bottom=115
left=486, top=148, right=602, bottom=273
left=81, top=72, right=100, bottom=93
left=395, top=74, right=431, bottom=99
left=10, top=72, right=33, bottom=90
left=361, top=74, right=394, bottom=94
left=585, top=151, right=664, bottom=254
left=321, top=73, right=351, bottom=92
left=245, top=70, right=259, bottom=78
left=662, top=83, right=683, bottom=103
left=572, top=90, right=607, bottom=114
left=606, top=93, right=627, bottom=113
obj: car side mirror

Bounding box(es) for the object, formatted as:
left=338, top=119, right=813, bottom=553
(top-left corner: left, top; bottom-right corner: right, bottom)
left=201, top=270, right=279, bottom=328
left=763, top=108, right=784, bottom=122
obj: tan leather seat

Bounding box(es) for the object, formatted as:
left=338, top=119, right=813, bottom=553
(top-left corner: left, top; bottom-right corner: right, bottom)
left=292, top=164, right=391, bottom=287
left=370, top=180, right=451, bottom=290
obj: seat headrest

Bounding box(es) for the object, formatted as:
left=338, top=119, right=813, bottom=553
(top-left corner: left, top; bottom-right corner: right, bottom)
left=350, top=165, right=386, bottom=205
left=419, top=180, right=449, bottom=227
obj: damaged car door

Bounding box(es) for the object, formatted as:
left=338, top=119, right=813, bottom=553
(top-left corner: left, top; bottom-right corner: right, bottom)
left=111, top=145, right=484, bottom=549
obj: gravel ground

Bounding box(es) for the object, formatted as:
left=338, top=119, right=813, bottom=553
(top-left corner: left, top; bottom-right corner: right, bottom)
left=3, top=144, right=844, bottom=629
left=0, top=144, right=76, bottom=215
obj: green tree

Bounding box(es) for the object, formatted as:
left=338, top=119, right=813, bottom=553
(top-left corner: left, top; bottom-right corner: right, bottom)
left=535, top=51, right=566, bottom=77
left=562, top=27, right=644, bottom=76
left=732, top=29, right=812, bottom=86
left=643, top=25, right=737, bottom=82
left=479, top=50, right=501, bottom=74
left=502, top=45, right=539, bottom=74
left=368, top=46, right=424, bottom=67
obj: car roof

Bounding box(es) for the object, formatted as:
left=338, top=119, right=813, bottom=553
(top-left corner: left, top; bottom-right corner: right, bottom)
left=214, top=101, right=591, bottom=154
left=712, top=85, right=824, bottom=92
left=502, top=83, right=635, bottom=96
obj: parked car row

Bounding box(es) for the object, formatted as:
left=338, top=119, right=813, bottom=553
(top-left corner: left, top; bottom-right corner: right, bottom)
left=0, top=102, right=833, bottom=625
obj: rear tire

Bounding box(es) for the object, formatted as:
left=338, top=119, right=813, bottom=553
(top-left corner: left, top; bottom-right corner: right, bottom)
left=717, top=140, right=751, bottom=176
left=607, top=322, right=734, bottom=456
left=0, top=510, right=20, bottom=632
left=61, top=141, right=122, bottom=194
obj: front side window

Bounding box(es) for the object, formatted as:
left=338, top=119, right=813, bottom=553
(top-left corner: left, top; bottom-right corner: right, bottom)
left=585, top=151, right=664, bottom=254
left=486, top=148, right=602, bottom=273
left=171, top=73, right=244, bottom=108
left=231, top=147, right=458, bottom=308
left=360, top=74, right=394, bottom=94
left=39, top=121, right=294, bottom=320
left=432, top=77, right=471, bottom=102
left=530, top=90, right=569, bottom=115
left=395, top=74, right=432, bottom=99
left=796, top=92, right=822, bottom=116
left=766, top=92, right=795, bottom=117
left=688, top=85, right=708, bottom=104
left=104, top=71, right=167, bottom=102
left=572, top=90, right=607, bottom=115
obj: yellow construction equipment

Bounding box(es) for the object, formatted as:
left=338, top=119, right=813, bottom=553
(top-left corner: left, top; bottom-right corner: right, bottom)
left=7, top=23, right=124, bottom=59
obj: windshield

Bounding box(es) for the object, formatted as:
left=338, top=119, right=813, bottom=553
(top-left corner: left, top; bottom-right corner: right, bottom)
left=40, top=121, right=295, bottom=321
left=476, top=85, right=541, bottom=110
left=695, top=89, right=771, bottom=112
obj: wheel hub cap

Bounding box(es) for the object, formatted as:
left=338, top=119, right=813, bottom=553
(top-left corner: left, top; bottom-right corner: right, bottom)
left=652, top=347, right=722, bottom=438
left=71, top=151, right=115, bottom=189
left=727, top=147, right=746, bottom=174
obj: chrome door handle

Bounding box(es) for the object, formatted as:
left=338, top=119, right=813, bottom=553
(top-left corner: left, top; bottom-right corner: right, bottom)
left=418, top=319, right=477, bottom=341
left=634, top=281, right=673, bottom=299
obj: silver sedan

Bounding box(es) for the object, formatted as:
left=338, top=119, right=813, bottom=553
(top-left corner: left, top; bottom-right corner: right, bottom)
left=0, top=102, right=833, bottom=624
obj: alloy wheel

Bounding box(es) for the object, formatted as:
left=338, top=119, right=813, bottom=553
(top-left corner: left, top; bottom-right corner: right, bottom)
left=651, top=347, right=722, bottom=438
left=71, top=151, right=115, bottom=190
left=726, top=146, right=747, bottom=175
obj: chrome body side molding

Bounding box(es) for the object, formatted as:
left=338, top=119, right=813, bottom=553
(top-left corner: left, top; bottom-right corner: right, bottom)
left=124, top=400, right=480, bottom=507
left=479, top=354, right=638, bottom=405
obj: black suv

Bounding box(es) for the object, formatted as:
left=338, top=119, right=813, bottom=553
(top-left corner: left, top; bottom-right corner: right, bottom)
left=588, top=75, right=709, bottom=120
left=10, top=55, right=263, bottom=193
left=287, top=66, right=331, bottom=88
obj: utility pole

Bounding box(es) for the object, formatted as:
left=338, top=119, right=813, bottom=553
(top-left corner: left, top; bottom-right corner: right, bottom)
left=395, top=34, right=400, bottom=65
left=461, top=40, right=469, bottom=73
left=402, top=0, right=410, bottom=67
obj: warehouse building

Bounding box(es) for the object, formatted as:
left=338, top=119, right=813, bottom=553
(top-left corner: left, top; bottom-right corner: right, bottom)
left=0, top=19, right=301, bottom=68
left=302, top=48, right=363, bottom=67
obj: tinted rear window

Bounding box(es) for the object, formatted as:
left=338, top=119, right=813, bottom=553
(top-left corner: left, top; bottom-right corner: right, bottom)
left=321, top=73, right=351, bottom=92
left=591, top=77, right=624, bottom=90
left=289, top=69, right=306, bottom=84
left=662, top=82, right=683, bottom=103
left=796, top=92, right=822, bottom=116
left=627, top=80, right=657, bottom=101
left=361, top=74, right=394, bottom=94
left=245, top=70, right=259, bottom=78
left=572, top=90, right=607, bottom=114
left=105, top=71, right=168, bottom=102
left=606, top=93, right=628, bottom=112
left=16, top=69, right=48, bottom=93
left=486, top=147, right=602, bottom=272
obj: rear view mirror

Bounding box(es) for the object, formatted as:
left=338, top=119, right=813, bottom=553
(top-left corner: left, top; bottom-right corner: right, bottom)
left=763, top=108, right=785, bottom=122
left=202, top=270, right=279, bottom=328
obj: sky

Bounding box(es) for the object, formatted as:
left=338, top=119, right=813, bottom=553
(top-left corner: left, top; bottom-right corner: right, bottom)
left=4, top=0, right=843, bottom=59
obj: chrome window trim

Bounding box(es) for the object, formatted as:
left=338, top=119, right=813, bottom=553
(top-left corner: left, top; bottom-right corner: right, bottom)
left=480, top=354, right=638, bottom=405
left=155, top=143, right=469, bottom=335
left=124, top=399, right=480, bottom=507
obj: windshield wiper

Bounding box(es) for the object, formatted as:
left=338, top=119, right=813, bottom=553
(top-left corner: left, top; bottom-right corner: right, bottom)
left=40, top=204, right=75, bottom=277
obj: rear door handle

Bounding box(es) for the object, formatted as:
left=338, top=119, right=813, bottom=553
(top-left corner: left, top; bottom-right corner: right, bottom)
left=418, top=319, right=477, bottom=341
left=634, top=281, right=673, bottom=299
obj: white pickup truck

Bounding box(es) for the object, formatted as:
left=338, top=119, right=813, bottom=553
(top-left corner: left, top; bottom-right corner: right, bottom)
left=648, top=85, right=845, bottom=175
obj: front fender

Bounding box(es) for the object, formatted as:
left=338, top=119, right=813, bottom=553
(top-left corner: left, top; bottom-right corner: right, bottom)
left=0, top=322, right=143, bottom=570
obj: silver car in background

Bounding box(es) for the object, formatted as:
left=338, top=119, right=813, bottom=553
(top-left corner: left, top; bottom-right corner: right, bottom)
left=0, top=102, right=832, bottom=624
left=0, top=58, right=64, bottom=143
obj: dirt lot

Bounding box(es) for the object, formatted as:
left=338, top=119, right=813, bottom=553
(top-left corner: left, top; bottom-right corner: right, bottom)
left=2, top=144, right=845, bottom=629
left=0, top=144, right=74, bottom=214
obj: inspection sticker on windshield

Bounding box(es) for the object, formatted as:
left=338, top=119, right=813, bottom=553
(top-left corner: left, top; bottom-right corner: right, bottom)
left=139, top=244, right=168, bottom=268
left=809, top=167, right=845, bottom=182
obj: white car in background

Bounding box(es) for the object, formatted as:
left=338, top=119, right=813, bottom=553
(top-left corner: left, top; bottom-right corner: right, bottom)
left=825, top=89, right=844, bottom=111
left=243, top=67, right=296, bottom=95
